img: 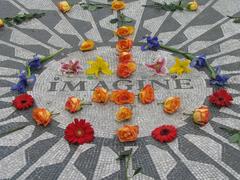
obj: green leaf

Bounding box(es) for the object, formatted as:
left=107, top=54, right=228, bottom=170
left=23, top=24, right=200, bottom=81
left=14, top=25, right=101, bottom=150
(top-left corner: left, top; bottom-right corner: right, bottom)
left=32, top=13, right=45, bottom=18
left=233, top=18, right=240, bottom=23
left=80, top=2, right=109, bottom=11
left=123, top=16, right=133, bottom=23
left=219, top=127, right=239, bottom=135
left=229, top=133, right=240, bottom=144
left=133, top=167, right=142, bottom=177
left=88, top=4, right=97, bottom=11
left=110, top=18, right=119, bottom=24
left=87, top=76, right=94, bottom=80
left=80, top=4, right=89, bottom=9
left=143, top=1, right=184, bottom=12
left=3, top=13, right=45, bottom=27
left=116, top=148, right=133, bottom=160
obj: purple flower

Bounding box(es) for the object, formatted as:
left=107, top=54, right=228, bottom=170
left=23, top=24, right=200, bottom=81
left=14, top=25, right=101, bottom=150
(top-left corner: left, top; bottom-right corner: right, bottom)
left=190, top=54, right=206, bottom=68
left=27, top=55, right=42, bottom=69
left=11, top=70, right=36, bottom=93
left=141, top=36, right=161, bottom=51
left=210, top=66, right=229, bottom=86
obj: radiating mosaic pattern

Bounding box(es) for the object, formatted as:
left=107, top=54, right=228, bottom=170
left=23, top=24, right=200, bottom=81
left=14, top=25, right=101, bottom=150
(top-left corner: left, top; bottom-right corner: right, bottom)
left=0, top=0, right=240, bottom=179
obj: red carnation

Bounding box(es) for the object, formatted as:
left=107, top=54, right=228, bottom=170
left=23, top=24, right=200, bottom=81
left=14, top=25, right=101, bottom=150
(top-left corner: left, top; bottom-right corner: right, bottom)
left=12, top=93, right=34, bottom=110
left=151, top=125, right=177, bottom=143
left=64, top=119, right=94, bottom=144
left=208, top=88, right=233, bottom=107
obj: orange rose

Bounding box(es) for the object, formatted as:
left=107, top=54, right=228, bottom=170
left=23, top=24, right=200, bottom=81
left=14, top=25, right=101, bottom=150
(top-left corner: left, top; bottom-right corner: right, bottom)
left=116, top=125, right=139, bottom=142
left=139, top=84, right=155, bottom=104
left=118, top=52, right=133, bottom=63
left=65, top=96, right=82, bottom=113
left=92, top=87, right=109, bottom=103
left=163, top=96, right=181, bottom=114
left=80, top=40, right=95, bottom=52
left=115, top=26, right=134, bottom=37
left=58, top=1, right=71, bottom=13
left=0, top=19, right=4, bottom=28
left=193, top=105, right=210, bottom=126
left=112, top=0, right=126, bottom=11
left=116, top=39, right=133, bottom=52
left=32, top=108, right=52, bottom=126
left=116, top=106, right=132, bottom=122
left=111, top=90, right=135, bottom=105
left=117, top=62, right=136, bottom=78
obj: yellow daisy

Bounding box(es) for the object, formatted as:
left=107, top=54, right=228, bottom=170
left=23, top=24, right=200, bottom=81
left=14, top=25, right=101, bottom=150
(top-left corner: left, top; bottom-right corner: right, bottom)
left=169, top=57, right=191, bottom=75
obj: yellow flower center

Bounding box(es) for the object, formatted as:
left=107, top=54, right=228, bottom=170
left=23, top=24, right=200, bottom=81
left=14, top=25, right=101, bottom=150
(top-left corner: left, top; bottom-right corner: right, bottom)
left=77, top=129, right=83, bottom=137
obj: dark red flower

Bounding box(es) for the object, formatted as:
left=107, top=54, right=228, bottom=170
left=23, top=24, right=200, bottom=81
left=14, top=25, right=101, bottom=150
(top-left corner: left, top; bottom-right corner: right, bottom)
left=208, top=88, right=233, bottom=107
left=64, top=119, right=94, bottom=144
left=151, top=125, right=177, bottom=143
left=12, top=93, right=34, bottom=110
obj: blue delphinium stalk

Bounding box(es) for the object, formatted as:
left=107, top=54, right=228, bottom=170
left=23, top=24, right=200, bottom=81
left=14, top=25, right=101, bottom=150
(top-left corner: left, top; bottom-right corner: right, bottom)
left=141, top=36, right=161, bottom=51
left=210, top=66, right=229, bottom=86
left=190, top=54, right=206, bottom=68
left=28, top=55, right=42, bottom=69
left=11, top=70, right=36, bottom=93
left=27, top=48, right=64, bottom=70
left=12, top=48, right=64, bottom=93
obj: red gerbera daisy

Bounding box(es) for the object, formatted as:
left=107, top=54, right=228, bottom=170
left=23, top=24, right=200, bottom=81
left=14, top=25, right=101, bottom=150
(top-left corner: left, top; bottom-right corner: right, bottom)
left=64, top=119, right=94, bottom=144
left=208, top=88, right=233, bottom=107
left=151, top=125, right=177, bottom=143
left=12, top=93, right=34, bottom=110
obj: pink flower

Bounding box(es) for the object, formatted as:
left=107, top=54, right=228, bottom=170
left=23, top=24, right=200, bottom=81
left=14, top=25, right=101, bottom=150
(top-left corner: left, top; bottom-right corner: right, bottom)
left=60, top=60, right=82, bottom=74
left=145, top=57, right=168, bottom=76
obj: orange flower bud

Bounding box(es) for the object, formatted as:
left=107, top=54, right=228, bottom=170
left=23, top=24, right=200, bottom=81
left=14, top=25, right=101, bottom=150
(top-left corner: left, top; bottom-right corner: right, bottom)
left=92, top=87, right=109, bottom=103
left=65, top=96, right=82, bottom=113
left=139, top=84, right=155, bottom=104
left=115, top=26, right=134, bottom=37
left=117, top=62, right=136, bottom=78
left=80, top=40, right=95, bottom=52
left=193, top=105, right=210, bottom=126
left=111, top=90, right=135, bottom=105
left=118, top=52, right=133, bottom=63
left=112, top=0, right=126, bottom=11
left=116, top=39, right=133, bottom=52
left=32, top=108, right=52, bottom=126
left=58, top=1, right=71, bottom=13
left=163, top=96, right=181, bottom=114
left=0, top=19, right=4, bottom=28
left=116, top=125, right=139, bottom=142
left=116, top=106, right=132, bottom=122
left=187, top=1, right=198, bottom=11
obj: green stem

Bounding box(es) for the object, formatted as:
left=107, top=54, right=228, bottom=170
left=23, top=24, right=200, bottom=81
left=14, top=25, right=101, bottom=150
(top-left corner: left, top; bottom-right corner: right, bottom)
left=125, top=155, right=131, bottom=180
left=178, top=0, right=182, bottom=6
left=90, top=2, right=111, bottom=6
left=160, top=44, right=194, bottom=60
left=83, top=103, right=92, bottom=106
left=227, top=15, right=238, bottom=19
left=40, top=48, right=64, bottom=63
left=220, top=127, right=239, bottom=134
left=183, top=112, right=193, bottom=116
left=51, top=112, right=60, bottom=116
left=26, top=65, right=31, bottom=77
left=157, top=102, right=164, bottom=105
left=205, top=61, right=216, bottom=79
left=142, top=4, right=157, bottom=8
